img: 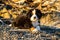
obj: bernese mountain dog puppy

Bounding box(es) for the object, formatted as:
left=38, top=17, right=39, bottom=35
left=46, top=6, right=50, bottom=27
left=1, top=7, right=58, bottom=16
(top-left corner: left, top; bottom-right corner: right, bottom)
left=13, top=9, right=42, bottom=33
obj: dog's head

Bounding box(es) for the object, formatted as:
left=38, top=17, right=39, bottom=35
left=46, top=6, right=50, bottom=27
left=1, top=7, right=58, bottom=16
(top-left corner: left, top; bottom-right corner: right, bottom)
left=27, top=9, right=42, bottom=22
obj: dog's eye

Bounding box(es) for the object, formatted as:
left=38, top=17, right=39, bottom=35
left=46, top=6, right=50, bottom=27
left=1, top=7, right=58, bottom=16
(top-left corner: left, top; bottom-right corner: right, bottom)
left=34, top=17, right=36, bottom=19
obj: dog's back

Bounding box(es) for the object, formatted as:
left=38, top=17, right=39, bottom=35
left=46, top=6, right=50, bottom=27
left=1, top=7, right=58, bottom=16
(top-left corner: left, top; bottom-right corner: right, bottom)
left=13, top=14, right=33, bottom=29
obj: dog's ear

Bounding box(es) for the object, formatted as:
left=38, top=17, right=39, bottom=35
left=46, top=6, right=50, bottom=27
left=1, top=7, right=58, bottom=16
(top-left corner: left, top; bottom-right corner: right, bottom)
left=36, top=9, right=42, bottom=19
left=27, top=10, right=32, bottom=18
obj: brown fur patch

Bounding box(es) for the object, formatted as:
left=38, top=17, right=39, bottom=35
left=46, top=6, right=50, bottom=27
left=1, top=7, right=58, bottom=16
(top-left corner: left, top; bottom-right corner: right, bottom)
left=13, top=14, right=33, bottom=29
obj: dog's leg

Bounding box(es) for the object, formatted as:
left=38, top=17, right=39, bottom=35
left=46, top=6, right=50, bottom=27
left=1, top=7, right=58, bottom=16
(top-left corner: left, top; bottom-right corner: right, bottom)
left=30, top=26, right=40, bottom=33
left=36, top=26, right=40, bottom=31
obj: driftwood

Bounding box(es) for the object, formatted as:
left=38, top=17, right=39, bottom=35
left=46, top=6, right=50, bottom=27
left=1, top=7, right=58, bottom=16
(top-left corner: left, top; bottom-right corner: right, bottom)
left=9, top=29, right=30, bottom=32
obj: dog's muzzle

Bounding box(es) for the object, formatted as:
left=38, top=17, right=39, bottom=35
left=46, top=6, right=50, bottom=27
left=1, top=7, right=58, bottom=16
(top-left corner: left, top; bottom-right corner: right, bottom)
left=30, top=15, right=38, bottom=21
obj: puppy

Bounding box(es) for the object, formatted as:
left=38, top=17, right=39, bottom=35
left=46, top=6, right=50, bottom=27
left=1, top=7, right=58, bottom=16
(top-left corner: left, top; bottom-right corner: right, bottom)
left=13, top=14, right=33, bottom=29
left=13, top=9, right=42, bottom=33
left=27, top=9, right=42, bottom=33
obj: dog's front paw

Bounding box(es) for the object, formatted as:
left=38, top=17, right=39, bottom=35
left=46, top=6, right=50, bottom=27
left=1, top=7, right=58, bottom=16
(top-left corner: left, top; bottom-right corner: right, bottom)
left=32, top=28, right=39, bottom=33
left=30, top=26, right=40, bottom=34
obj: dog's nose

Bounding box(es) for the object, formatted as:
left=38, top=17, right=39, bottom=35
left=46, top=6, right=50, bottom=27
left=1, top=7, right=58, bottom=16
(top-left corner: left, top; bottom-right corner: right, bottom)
left=34, top=17, right=36, bottom=19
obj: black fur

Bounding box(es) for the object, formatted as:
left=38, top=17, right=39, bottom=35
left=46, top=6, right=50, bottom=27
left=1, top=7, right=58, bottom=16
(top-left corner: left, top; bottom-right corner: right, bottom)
left=35, top=9, right=42, bottom=19
left=27, top=9, right=42, bottom=19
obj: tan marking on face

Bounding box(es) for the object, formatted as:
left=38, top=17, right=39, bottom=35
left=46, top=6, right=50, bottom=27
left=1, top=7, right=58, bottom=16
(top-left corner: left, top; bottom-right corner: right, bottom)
left=32, top=9, right=36, bottom=15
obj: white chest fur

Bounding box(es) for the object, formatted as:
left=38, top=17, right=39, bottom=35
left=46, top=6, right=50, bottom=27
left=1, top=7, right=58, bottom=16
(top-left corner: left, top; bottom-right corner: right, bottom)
left=32, top=20, right=39, bottom=27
